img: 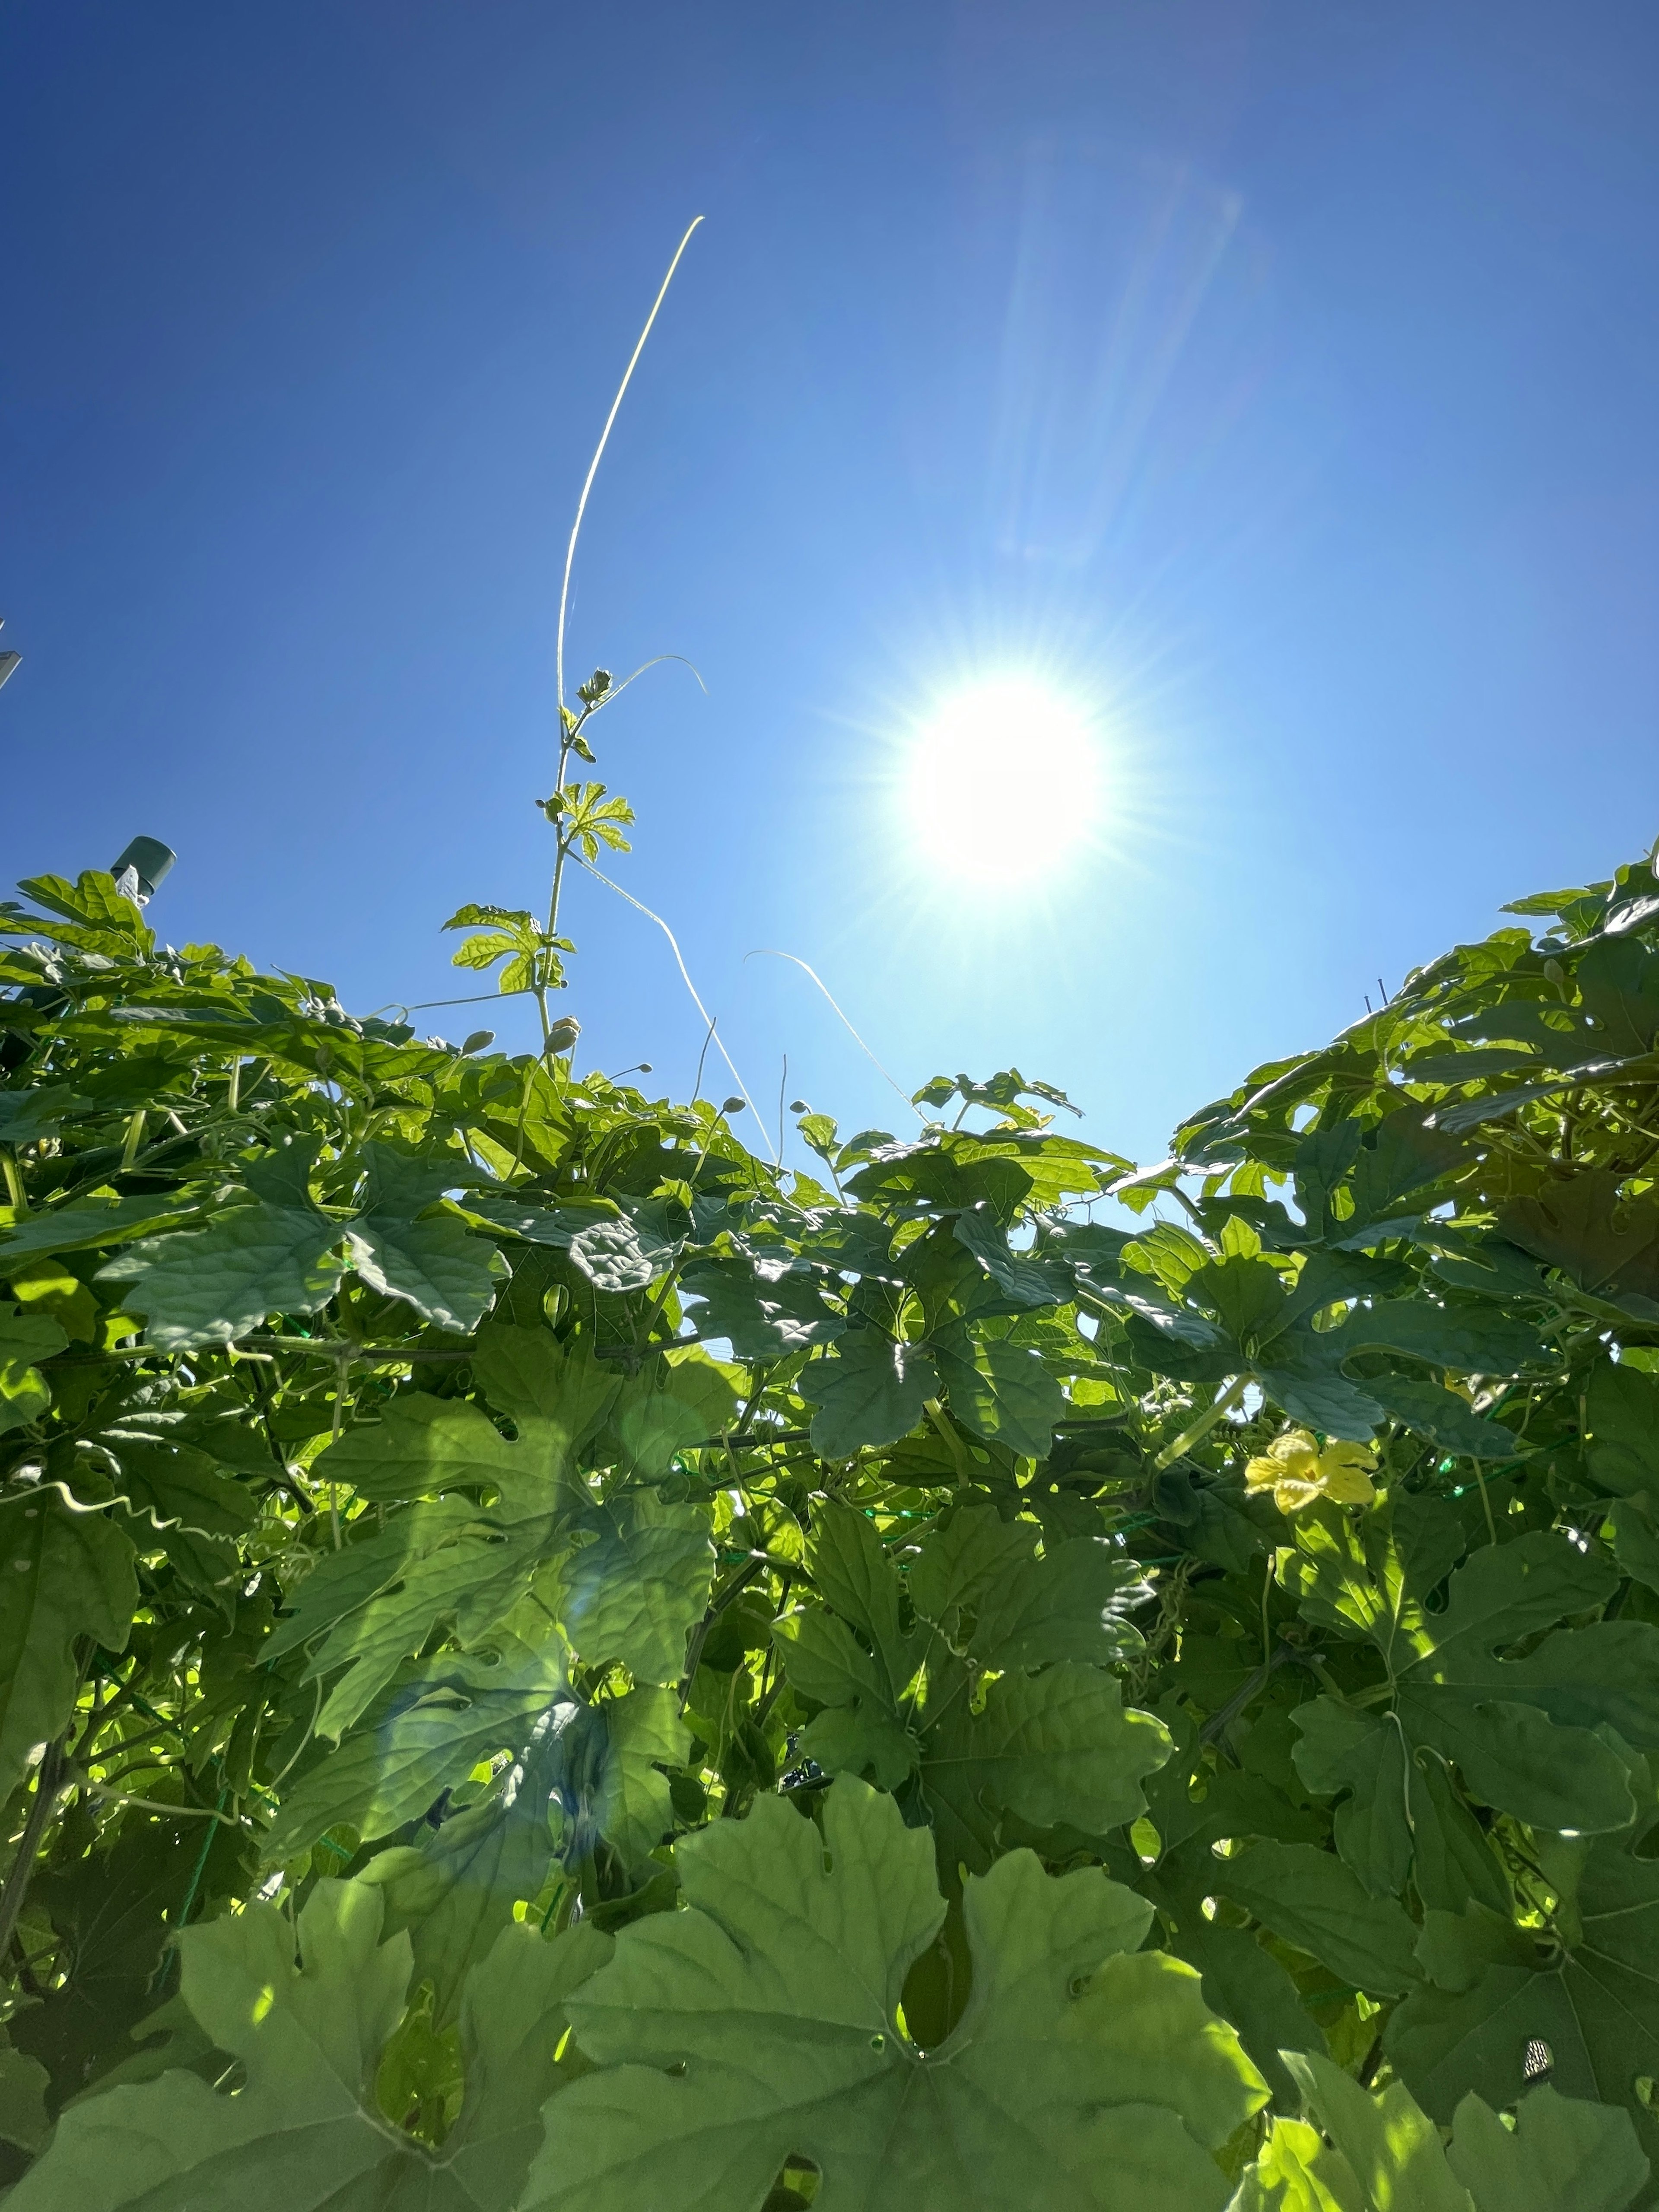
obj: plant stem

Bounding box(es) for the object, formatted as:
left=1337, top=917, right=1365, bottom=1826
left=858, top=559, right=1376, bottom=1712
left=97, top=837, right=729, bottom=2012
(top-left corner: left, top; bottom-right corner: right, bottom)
left=0, top=1741, right=68, bottom=1964
left=1153, top=1375, right=1251, bottom=1472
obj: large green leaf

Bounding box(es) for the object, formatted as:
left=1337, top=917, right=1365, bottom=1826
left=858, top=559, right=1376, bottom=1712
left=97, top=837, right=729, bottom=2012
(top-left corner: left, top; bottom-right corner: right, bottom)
left=556, top=1492, right=713, bottom=1683
left=1290, top=1703, right=1509, bottom=1915
left=0, top=1487, right=135, bottom=1800
left=346, top=1145, right=506, bottom=1333
left=313, top=1395, right=529, bottom=1506
left=919, top=1661, right=1173, bottom=1877
left=543, top=1685, right=691, bottom=1872
left=99, top=1143, right=345, bottom=1351
left=1446, top=2082, right=1649, bottom=2212
left=7, top=1881, right=610, bottom=2211
left=799, top=1330, right=939, bottom=1455
left=1386, top=1815, right=1659, bottom=2167
left=522, top=1777, right=1267, bottom=2212
left=932, top=1335, right=1066, bottom=1458
left=778, top=1507, right=1167, bottom=1870
left=261, top=1640, right=569, bottom=1863
left=1231, top=2052, right=1648, bottom=2212
left=1206, top=1842, right=1421, bottom=1996
left=361, top=1711, right=569, bottom=2027
left=0, top=1192, right=198, bottom=1264
left=1283, top=1522, right=1656, bottom=1833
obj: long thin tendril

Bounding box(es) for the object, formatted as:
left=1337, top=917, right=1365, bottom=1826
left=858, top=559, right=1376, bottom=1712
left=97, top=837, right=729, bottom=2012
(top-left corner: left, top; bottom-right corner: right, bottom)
left=554, top=217, right=705, bottom=723
left=744, top=948, right=925, bottom=1125
left=575, top=857, right=777, bottom=1161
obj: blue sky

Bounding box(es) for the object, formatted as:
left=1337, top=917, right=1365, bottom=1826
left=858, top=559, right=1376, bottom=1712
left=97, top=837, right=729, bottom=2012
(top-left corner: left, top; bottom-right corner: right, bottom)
left=5, top=1, right=1658, bottom=1169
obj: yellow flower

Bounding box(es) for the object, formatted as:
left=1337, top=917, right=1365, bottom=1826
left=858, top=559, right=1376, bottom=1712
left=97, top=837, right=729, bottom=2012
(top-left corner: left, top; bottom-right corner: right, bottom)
left=1245, top=1427, right=1377, bottom=1514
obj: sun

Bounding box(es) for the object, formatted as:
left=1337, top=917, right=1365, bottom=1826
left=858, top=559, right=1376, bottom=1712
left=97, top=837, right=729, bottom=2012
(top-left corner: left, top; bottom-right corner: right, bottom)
left=896, top=677, right=1104, bottom=889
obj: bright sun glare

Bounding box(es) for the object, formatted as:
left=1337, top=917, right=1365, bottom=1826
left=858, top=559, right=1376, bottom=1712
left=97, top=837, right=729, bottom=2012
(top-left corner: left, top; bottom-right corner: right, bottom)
left=899, top=678, right=1103, bottom=889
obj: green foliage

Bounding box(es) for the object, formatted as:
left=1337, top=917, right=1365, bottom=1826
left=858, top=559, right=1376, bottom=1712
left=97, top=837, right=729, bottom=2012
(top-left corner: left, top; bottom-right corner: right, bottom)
left=5, top=806, right=1659, bottom=2206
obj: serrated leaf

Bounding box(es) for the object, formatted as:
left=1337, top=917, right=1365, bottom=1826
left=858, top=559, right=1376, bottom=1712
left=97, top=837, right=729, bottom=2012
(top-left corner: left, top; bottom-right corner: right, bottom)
left=566, top=1216, right=677, bottom=1294
left=920, top=1660, right=1174, bottom=1874
left=934, top=1334, right=1066, bottom=1458
left=1362, top=1376, right=1526, bottom=1459
left=555, top=1492, right=713, bottom=1682
left=99, top=1164, right=344, bottom=1351
left=7, top=1881, right=610, bottom=2212
left=522, top=1777, right=1267, bottom=2212
left=1447, top=2082, right=1649, bottom=2212
left=799, top=1329, right=939, bottom=1455
left=1284, top=1519, right=1655, bottom=1834
left=0, top=1192, right=198, bottom=1263
left=1209, top=1842, right=1421, bottom=1996
left=261, top=1642, right=569, bottom=1863
left=677, top=1255, right=844, bottom=1357
left=346, top=1144, right=506, bottom=1332
left=0, top=1487, right=135, bottom=1800
left=1386, top=1817, right=1659, bottom=2165
left=545, top=1686, right=691, bottom=1872
left=1276, top=2050, right=1471, bottom=2212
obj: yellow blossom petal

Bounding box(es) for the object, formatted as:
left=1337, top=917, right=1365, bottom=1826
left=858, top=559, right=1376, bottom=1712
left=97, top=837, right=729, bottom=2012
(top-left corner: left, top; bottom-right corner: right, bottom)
left=1319, top=1461, right=1378, bottom=1506
left=1271, top=1476, right=1326, bottom=1513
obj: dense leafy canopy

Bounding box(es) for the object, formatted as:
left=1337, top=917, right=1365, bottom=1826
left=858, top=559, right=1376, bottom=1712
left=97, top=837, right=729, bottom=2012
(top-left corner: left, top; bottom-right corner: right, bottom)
left=3, top=831, right=1659, bottom=2208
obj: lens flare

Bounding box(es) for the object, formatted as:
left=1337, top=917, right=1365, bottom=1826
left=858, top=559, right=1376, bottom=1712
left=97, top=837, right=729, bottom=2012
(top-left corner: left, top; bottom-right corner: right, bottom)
left=897, top=679, right=1103, bottom=888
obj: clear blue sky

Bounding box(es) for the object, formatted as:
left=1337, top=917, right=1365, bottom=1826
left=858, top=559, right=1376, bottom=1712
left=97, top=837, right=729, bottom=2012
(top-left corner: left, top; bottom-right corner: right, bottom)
left=5, top=2, right=1658, bottom=1168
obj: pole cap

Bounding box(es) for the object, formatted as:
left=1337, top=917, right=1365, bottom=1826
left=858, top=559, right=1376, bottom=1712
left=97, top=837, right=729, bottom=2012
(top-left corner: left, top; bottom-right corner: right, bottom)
left=110, top=837, right=177, bottom=901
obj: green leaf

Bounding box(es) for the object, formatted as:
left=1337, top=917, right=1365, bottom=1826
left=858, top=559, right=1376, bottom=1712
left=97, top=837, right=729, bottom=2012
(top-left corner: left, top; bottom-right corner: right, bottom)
left=801, top=1501, right=916, bottom=1693
left=799, top=1331, right=939, bottom=1455
left=677, top=1256, right=844, bottom=1357
left=1386, top=1815, right=1659, bottom=2165
left=1276, top=2050, right=1470, bottom=2212
left=1608, top=1492, right=1659, bottom=1591
left=611, top=1347, right=742, bottom=1475
left=1228, top=2113, right=1361, bottom=2209
left=1446, top=2082, right=1649, bottom=2212
left=1499, top=1170, right=1659, bottom=1314
left=1332, top=1300, right=1548, bottom=1377
left=0, top=1305, right=67, bottom=1434
left=1255, top=1354, right=1384, bottom=1443
left=934, top=1335, right=1066, bottom=1459
left=1361, top=1377, right=1526, bottom=1459
left=261, top=1641, right=569, bottom=1863
left=1284, top=1520, right=1654, bottom=1834
left=9, top=1812, right=245, bottom=2115
left=952, top=1206, right=1070, bottom=1306
left=0, top=1192, right=199, bottom=1263
left=0, top=1487, right=135, bottom=1800
left=1289, top=1702, right=1413, bottom=1898
left=315, top=1395, right=530, bottom=1506
left=556, top=1492, right=714, bottom=1682
left=1586, top=1359, right=1659, bottom=1497
left=1208, top=1843, right=1422, bottom=1996
left=776, top=1608, right=921, bottom=1788
left=521, top=1777, right=1267, bottom=2212
left=0, top=2046, right=50, bottom=2153
left=1394, top=1533, right=1656, bottom=1831
left=6, top=1881, right=610, bottom=2212
left=950, top=1526, right=1150, bottom=1670
left=920, top=1661, right=1175, bottom=1873
left=566, top=1216, right=676, bottom=1294
left=546, top=1686, right=691, bottom=1872
left=99, top=1141, right=344, bottom=1351
left=0, top=1087, right=93, bottom=1145
left=1166, top=1920, right=1326, bottom=2116
left=345, top=1144, right=506, bottom=1333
